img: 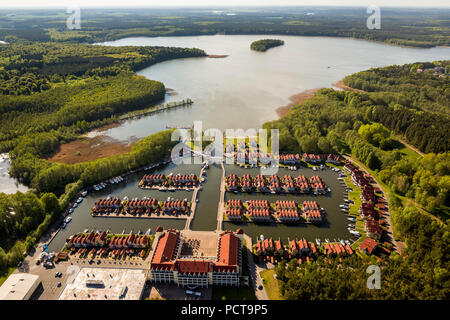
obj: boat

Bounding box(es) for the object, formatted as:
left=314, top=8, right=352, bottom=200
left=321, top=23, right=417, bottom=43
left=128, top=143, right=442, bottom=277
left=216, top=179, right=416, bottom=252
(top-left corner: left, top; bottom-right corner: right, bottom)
left=340, top=240, right=345, bottom=246
left=64, top=216, right=72, bottom=223
left=315, top=239, right=321, bottom=247
left=83, top=228, right=89, bottom=233
left=345, top=240, right=351, bottom=245
left=145, top=228, right=152, bottom=235
left=260, top=234, right=265, bottom=241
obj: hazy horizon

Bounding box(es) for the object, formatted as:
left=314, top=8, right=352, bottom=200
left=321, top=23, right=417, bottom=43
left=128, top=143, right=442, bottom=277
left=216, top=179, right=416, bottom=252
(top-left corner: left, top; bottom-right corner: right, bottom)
left=1, top=0, right=449, bottom=9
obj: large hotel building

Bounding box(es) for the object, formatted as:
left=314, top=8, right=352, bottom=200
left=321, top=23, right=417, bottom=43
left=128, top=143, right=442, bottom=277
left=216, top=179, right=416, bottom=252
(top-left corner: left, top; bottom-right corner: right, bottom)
left=149, top=228, right=243, bottom=287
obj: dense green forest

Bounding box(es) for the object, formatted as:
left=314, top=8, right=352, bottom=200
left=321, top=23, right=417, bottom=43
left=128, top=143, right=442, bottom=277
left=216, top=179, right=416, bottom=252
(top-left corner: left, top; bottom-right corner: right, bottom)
left=0, top=42, right=205, bottom=186
left=343, top=61, right=450, bottom=153
left=0, top=7, right=449, bottom=48
left=250, top=39, right=284, bottom=52
left=263, top=61, right=449, bottom=299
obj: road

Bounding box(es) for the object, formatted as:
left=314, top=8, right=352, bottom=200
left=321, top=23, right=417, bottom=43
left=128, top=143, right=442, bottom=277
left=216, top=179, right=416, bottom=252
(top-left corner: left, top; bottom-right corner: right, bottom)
left=243, top=235, right=269, bottom=300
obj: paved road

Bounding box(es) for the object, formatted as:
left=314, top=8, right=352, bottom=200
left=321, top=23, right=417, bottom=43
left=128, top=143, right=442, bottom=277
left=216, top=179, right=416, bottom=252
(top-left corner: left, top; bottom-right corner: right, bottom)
left=243, top=235, right=269, bottom=300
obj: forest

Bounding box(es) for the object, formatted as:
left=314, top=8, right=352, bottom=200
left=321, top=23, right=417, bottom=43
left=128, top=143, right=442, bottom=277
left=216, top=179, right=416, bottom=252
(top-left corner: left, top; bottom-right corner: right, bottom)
left=0, top=7, right=449, bottom=48
left=263, top=61, right=449, bottom=299
left=250, top=39, right=284, bottom=52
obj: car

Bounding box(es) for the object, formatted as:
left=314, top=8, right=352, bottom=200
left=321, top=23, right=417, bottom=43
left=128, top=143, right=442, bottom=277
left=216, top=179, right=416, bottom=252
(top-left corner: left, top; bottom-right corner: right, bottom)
left=17, top=261, right=23, bottom=268
left=36, top=259, right=41, bottom=265
left=55, top=272, right=59, bottom=277
left=97, top=260, right=101, bottom=264
left=57, top=282, right=62, bottom=287
left=258, top=285, right=263, bottom=290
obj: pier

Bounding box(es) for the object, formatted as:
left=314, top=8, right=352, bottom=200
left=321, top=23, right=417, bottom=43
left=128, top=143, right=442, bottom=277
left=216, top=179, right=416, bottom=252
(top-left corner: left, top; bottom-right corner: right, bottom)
left=118, top=98, right=193, bottom=122
left=184, top=161, right=209, bottom=230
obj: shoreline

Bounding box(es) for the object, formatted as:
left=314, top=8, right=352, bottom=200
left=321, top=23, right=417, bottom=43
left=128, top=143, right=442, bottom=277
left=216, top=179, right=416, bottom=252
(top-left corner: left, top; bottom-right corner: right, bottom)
left=207, top=54, right=229, bottom=58
left=332, top=80, right=366, bottom=93
left=276, top=88, right=321, bottom=118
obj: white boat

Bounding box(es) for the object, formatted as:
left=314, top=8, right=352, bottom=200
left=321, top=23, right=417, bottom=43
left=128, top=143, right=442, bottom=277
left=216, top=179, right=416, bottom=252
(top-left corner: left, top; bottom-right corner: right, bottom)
left=315, top=239, right=321, bottom=246
left=345, top=240, right=351, bottom=245
left=340, top=240, right=345, bottom=246
left=145, top=228, right=152, bottom=235
left=260, top=234, right=265, bottom=241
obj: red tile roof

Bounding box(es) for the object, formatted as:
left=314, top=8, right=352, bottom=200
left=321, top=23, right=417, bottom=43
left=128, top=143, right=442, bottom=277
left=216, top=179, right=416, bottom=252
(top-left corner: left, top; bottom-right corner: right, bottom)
left=151, top=230, right=179, bottom=266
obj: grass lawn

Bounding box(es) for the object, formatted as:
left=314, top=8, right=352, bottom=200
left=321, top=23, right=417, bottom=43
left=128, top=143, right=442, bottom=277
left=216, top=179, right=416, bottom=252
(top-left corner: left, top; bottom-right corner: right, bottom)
left=260, top=269, right=284, bottom=300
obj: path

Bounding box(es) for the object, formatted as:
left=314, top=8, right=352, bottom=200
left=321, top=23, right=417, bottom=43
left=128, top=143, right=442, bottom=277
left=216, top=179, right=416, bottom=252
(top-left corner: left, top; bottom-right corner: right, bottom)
left=395, top=135, right=425, bottom=157
left=243, top=235, right=269, bottom=300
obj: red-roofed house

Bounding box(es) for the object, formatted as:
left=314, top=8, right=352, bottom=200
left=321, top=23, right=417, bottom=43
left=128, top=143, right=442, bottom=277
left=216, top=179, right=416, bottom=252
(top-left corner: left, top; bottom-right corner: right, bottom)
left=359, top=238, right=378, bottom=255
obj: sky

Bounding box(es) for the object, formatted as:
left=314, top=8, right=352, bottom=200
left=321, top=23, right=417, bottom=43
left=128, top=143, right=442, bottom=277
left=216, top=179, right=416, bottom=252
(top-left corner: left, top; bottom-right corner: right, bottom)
left=1, top=0, right=449, bottom=8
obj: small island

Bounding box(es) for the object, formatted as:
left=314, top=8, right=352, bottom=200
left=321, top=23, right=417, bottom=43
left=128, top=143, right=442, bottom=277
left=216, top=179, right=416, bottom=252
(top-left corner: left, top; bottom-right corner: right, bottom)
left=250, top=39, right=285, bottom=52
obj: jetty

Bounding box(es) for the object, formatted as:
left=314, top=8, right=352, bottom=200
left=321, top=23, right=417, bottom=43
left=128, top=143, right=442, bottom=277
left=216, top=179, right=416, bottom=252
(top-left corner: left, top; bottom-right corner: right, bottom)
left=118, top=98, right=193, bottom=122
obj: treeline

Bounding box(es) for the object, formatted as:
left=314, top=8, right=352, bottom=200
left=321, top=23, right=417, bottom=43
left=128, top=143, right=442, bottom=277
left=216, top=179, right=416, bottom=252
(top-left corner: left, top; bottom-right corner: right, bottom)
left=0, top=74, right=164, bottom=143
left=0, top=192, right=60, bottom=271
left=342, top=62, right=450, bottom=153
left=1, top=7, right=449, bottom=48
left=250, top=39, right=284, bottom=52
left=0, top=42, right=206, bottom=95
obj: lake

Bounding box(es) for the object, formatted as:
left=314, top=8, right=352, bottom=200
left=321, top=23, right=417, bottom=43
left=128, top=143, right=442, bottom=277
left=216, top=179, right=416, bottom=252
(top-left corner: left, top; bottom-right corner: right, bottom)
left=96, top=34, right=450, bottom=141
